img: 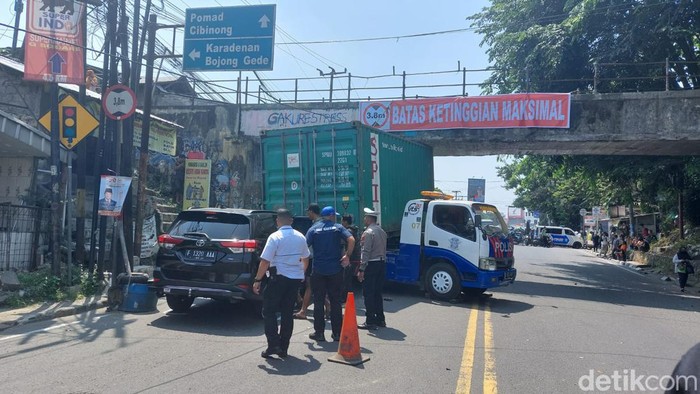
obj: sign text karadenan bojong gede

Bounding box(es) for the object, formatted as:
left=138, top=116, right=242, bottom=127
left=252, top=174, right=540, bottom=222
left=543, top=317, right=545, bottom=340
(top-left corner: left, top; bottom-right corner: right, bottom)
left=183, top=5, right=275, bottom=72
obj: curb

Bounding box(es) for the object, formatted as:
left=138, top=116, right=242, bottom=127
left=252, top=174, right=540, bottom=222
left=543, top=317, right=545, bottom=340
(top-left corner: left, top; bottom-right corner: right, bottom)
left=0, top=298, right=108, bottom=332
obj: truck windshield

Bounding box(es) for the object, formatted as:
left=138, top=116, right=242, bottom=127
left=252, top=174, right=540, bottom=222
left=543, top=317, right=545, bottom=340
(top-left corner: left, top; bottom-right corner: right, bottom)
left=472, top=204, right=509, bottom=236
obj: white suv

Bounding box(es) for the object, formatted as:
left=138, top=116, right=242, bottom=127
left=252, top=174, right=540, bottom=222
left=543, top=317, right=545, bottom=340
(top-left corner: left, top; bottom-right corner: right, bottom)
left=536, top=226, right=584, bottom=249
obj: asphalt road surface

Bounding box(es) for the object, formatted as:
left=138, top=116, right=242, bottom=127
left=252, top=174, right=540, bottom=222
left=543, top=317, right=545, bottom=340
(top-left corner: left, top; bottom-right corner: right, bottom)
left=1, top=246, right=698, bottom=393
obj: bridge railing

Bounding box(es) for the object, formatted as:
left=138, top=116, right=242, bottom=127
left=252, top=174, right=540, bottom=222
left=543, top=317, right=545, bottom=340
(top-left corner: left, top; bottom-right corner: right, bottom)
left=204, top=59, right=699, bottom=104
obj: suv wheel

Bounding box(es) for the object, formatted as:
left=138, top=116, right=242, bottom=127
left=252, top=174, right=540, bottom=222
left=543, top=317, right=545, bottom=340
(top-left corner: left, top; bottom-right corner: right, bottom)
left=166, top=295, right=194, bottom=313
left=573, top=242, right=582, bottom=249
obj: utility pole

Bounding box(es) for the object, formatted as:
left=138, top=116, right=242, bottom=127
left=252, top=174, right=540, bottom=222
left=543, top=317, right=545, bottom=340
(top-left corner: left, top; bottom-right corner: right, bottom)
left=11, top=0, right=23, bottom=56
left=50, top=82, right=61, bottom=277
left=317, top=67, right=347, bottom=103
left=134, top=14, right=157, bottom=259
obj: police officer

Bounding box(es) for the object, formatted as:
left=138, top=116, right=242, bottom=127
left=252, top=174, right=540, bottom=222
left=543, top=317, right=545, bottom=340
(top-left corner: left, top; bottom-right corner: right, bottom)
left=357, top=207, right=388, bottom=330
left=253, top=209, right=310, bottom=358
left=306, top=206, right=355, bottom=342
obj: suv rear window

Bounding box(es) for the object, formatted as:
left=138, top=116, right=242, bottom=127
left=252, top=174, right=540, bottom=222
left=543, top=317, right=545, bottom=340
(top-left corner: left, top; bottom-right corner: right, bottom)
left=169, top=211, right=250, bottom=240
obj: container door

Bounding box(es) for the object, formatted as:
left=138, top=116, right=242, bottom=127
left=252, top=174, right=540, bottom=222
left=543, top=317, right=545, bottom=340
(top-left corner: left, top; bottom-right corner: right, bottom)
left=262, top=131, right=308, bottom=215
left=308, top=126, right=362, bottom=222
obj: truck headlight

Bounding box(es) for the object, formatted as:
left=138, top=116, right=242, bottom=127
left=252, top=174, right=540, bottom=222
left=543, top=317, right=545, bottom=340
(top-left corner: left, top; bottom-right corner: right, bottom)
left=479, top=257, right=497, bottom=271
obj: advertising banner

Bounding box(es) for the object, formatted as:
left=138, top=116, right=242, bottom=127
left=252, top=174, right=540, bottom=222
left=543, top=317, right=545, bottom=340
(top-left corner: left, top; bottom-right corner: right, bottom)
left=467, top=178, right=486, bottom=202
left=240, top=107, right=358, bottom=136
left=183, top=159, right=211, bottom=210
left=359, top=93, right=571, bottom=131
left=24, top=0, right=85, bottom=84
left=98, top=176, right=132, bottom=217
left=508, top=207, right=524, bottom=219
left=133, top=118, right=178, bottom=156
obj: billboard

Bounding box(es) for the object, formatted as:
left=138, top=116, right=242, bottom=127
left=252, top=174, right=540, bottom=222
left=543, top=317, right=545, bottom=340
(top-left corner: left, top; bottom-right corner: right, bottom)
left=467, top=178, right=486, bottom=202
left=359, top=93, right=571, bottom=131
left=24, top=0, right=85, bottom=84
left=183, top=159, right=211, bottom=210
left=508, top=207, right=524, bottom=219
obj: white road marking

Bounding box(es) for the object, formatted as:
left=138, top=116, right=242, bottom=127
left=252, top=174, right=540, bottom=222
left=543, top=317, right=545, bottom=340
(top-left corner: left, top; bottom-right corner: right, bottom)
left=0, top=315, right=107, bottom=342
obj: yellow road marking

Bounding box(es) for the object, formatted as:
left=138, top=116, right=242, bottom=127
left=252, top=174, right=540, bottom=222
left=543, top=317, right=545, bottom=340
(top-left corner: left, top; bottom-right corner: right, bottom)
left=456, top=302, right=479, bottom=394
left=483, top=304, right=498, bottom=394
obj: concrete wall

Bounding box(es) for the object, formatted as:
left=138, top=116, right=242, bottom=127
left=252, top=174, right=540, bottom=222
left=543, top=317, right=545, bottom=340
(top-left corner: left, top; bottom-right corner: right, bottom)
left=150, top=93, right=262, bottom=208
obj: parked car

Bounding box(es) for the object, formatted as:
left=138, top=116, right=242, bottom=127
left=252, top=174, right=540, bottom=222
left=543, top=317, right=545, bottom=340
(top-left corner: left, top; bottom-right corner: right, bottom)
left=534, top=225, right=584, bottom=249
left=153, top=208, right=277, bottom=313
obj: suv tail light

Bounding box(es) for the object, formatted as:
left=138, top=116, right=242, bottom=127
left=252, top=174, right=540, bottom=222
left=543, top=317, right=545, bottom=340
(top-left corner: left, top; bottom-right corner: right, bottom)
left=220, top=240, right=257, bottom=253
left=158, top=234, right=183, bottom=250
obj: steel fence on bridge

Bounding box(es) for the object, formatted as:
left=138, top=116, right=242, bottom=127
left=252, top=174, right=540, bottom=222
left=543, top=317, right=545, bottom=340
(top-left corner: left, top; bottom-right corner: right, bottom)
left=195, top=59, right=699, bottom=105
left=0, top=205, right=50, bottom=272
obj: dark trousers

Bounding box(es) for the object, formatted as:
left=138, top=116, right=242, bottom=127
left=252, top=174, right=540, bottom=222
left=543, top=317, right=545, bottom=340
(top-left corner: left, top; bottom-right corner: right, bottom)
left=679, top=273, right=689, bottom=289
left=311, top=270, right=344, bottom=336
left=263, top=275, right=302, bottom=351
left=362, top=260, right=386, bottom=325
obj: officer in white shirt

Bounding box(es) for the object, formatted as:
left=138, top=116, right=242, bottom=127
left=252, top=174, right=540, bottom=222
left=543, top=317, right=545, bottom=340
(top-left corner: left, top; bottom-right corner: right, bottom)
left=253, top=209, right=310, bottom=358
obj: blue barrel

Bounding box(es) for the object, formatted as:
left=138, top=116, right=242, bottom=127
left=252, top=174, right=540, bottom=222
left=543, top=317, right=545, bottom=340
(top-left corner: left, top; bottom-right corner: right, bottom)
left=119, top=284, right=158, bottom=312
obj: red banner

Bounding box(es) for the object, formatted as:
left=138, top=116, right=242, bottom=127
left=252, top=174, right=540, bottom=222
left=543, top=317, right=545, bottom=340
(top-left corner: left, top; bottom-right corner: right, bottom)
left=24, top=0, right=85, bottom=84
left=359, top=93, right=571, bottom=131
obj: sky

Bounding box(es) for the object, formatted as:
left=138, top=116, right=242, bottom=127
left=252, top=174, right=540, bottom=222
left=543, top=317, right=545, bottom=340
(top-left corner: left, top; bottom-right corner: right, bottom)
left=0, top=0, right=517, bottom=213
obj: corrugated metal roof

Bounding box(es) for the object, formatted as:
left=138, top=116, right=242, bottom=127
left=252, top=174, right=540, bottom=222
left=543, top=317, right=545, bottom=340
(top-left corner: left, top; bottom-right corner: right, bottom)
left=0, top=108, right=67, bottom=161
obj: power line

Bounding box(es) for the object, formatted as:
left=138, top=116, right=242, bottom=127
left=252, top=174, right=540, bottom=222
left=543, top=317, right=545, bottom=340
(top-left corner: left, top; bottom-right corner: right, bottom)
left=277, top=27, right=475, bottom=46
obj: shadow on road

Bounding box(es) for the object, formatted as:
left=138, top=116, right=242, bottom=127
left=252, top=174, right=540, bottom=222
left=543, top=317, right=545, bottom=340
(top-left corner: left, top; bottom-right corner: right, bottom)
left=257, top=353, right=322, bottom=375
left=148, top=299, right=261, bottom=337
left=499, top=278, right=699, bottom=313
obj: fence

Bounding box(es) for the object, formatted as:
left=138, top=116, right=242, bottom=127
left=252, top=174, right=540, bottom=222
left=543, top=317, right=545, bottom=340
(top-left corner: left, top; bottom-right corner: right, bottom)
left=0, top=205, right=50, bottom=272
left=191, top=59, right=700, bottom=105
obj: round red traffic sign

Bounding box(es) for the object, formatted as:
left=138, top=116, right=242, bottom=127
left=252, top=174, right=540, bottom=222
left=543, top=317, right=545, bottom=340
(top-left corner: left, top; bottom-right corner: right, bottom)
left=102, top=84, right=137, bottom=120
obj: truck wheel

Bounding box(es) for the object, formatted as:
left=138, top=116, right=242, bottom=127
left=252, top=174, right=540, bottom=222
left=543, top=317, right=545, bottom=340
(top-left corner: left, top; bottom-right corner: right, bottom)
left=166, top=295, right=194, bottom=313
left=425, top=263, right=462, bottom=300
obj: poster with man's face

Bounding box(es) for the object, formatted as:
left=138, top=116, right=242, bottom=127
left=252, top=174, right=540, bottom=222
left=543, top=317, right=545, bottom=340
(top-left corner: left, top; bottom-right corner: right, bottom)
left=467, top=178, right=486, bottom=203
left=98, top=176, right=132, bottom=217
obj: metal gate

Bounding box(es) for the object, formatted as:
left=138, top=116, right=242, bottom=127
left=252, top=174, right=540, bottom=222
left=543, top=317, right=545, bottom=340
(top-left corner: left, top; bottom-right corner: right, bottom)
left=0, top=205, right=50, bottom=271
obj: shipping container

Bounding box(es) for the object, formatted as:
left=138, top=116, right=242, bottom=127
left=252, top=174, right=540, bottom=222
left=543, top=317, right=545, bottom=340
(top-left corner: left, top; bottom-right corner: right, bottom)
left=261, top=121, right=434, bottom=236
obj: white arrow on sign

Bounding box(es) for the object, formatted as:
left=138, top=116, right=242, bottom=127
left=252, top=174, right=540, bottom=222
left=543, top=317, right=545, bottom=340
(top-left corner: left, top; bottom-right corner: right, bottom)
left=259, top=14, right=270, bottom=28
left=189, top=49, right=201, bottom=61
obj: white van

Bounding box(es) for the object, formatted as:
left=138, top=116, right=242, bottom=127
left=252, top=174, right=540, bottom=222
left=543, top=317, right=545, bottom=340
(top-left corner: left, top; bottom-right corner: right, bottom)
left=535, top=226, right=584, bottom=249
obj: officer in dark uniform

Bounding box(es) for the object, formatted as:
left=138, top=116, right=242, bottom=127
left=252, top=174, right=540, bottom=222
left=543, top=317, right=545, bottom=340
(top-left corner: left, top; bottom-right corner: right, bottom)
left=306, top=206, right=354, bottom=342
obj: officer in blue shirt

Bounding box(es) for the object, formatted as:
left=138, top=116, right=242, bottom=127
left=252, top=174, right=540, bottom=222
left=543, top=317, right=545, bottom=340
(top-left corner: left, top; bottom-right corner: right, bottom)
left=253, top=209, right=310, bottom=358
left=306, top=206, right=355, bottom=342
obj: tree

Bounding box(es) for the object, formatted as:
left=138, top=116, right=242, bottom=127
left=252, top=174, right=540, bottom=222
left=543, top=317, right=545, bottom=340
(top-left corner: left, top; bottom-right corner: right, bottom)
left=469, top=0, right=700, bottom=94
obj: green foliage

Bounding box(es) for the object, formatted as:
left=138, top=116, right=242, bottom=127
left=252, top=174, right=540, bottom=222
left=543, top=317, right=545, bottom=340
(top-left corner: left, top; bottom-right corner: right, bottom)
left=498, top=155, right=700, bottom=229
left=469, top=0, right=700, bottom=94
left=17, top=266, right=69, bottom=303
left=79, top=271, right=102, bottom=297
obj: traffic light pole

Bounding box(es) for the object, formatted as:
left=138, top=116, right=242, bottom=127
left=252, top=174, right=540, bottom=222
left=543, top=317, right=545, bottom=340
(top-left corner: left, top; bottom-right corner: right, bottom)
left=50, top=82, right=61, bottom=277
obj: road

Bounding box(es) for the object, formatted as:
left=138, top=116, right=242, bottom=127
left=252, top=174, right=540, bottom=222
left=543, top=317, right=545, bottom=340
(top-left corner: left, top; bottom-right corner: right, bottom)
left=1, top=246, right=698, bottom=393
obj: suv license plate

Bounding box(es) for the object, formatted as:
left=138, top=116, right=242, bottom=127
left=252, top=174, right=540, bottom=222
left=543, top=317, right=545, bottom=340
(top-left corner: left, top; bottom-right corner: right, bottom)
left=185, top=249, right=216, bottom=262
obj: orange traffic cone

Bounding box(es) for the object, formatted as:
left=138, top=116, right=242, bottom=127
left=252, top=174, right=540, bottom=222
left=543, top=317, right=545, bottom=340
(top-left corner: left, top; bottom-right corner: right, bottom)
left=328, top=292, right=370, bottom=366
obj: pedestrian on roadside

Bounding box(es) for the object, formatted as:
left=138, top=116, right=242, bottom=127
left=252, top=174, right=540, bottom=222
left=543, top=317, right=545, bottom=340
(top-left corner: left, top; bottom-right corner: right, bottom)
left=306, top=206, right=355, bottom=342
left=600, top=232, right=610, bottom=258
left=253, top=209, right=310, bottom=359
left=294, top=203, right=321, bottom=320
left=592, top=232, right=601, bottom=253
left=673, top=246, right=694, bottom=293
left=357, top=207, right=388, bottom=330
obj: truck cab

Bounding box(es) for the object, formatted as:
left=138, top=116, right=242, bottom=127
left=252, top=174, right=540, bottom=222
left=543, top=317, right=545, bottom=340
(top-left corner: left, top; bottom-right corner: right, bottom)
left=386, top=196, right=516, bottom=299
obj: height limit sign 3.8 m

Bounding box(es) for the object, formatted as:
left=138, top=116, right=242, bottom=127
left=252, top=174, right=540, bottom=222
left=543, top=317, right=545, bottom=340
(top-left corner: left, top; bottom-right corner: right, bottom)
left=183, top=4, right=276, bottom=72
